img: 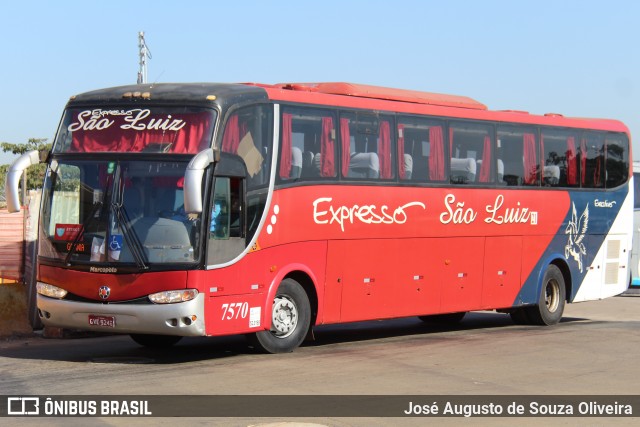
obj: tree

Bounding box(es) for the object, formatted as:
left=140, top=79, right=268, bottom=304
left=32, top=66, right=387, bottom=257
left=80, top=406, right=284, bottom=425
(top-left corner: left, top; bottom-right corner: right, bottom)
left=1, top=138, right=51, bottom=156
left=1, top=138, right=52, bottom=191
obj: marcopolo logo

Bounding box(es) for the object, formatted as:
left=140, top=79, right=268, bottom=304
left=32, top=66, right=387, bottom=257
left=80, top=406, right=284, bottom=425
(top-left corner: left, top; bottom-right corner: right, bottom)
left=98, top=285, right=111, bottom=300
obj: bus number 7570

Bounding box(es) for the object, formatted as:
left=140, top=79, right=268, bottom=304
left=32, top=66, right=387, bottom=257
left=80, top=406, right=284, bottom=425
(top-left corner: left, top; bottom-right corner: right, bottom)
left=221, top=302, right=249, bottom=320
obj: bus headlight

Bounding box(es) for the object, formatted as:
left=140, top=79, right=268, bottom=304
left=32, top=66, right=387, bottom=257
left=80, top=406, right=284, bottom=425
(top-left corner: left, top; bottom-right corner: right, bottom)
left=148, top=289, right=198, bottom=304
left=36, top=282, right=68, bottom=299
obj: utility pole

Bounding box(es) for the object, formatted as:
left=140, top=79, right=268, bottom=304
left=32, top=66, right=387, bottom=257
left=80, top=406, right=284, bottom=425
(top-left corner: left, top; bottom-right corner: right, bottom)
left=137, top=31, right=152, bottom=84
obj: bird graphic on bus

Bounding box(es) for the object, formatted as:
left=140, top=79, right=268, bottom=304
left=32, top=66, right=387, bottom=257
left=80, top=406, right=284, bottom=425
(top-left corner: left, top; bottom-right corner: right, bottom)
left=565, top=203, right=589, bottom=273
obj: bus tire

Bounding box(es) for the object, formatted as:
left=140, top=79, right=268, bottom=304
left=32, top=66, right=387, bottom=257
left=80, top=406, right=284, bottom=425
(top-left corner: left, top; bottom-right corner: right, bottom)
left=525, top=264, right=566, bottom=326
left=130, top=334, right=182, bottom=348
left=249, top=278, right=311, bottom=354
left=418, top=312, right=466, bottom=324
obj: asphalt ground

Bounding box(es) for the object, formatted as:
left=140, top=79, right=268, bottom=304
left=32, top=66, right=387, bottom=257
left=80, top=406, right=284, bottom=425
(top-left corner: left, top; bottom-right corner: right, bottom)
left=1, top=293, right=639, bottom=426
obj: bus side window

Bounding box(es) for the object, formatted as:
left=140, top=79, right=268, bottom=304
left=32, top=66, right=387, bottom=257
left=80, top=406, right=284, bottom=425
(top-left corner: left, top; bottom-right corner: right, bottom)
left=207, top=176, right=245, bottom=265
left=541, top=128, right=579, bottom=187
left=221, top=105, right=273, bottom=190
left=210, top=177, right=243, bottom=240
left=497, top=125, right=537, bottom=187
left=449, top=122, right=494, bottom=185
left=397, top=116, right=446, bottom=183
left=605, top=134, right=629, bottom=188
left=278, top=108, right=337, bottom=181
left=210, top=178, right=229, bottom=239
left=581, top=132, right=605, bottom=188
left=341, top=113, right=395, bottom=180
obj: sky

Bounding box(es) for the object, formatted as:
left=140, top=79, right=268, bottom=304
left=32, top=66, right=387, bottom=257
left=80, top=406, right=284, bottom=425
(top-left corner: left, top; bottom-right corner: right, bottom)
left=1, top=0, right=638, bottom=166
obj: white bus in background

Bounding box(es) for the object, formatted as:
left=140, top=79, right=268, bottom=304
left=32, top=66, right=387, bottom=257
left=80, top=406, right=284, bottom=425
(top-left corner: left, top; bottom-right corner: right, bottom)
left=632, top=161, right=640, bottom=288
left=629, top=161, right=640, bottom=290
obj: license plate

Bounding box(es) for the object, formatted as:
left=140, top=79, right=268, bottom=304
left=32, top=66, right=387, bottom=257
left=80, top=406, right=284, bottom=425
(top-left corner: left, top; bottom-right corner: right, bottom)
left=88, top=314, right=116, bottom=328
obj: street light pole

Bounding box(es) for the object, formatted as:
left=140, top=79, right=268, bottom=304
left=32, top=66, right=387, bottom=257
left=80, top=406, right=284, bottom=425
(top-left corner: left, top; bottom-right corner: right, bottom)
left=137, top=31, right=152, bottom=84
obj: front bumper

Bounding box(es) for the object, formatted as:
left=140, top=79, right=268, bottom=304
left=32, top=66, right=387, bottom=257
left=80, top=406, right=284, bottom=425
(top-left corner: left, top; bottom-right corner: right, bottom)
left=37, top=293, right=206, bottom=336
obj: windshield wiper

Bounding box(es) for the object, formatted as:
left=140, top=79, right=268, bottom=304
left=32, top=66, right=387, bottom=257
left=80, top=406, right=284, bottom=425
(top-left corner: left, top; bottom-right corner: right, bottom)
left=112, top=202, right=148, bottom=270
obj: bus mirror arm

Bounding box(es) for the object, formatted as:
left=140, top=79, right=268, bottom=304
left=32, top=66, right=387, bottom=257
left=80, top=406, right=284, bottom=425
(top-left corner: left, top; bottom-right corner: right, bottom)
left=184, top=148, right=218, bottom=214
left=38, top=149, right=50, bottom=163
left=5, top=150, right=42, bottom=213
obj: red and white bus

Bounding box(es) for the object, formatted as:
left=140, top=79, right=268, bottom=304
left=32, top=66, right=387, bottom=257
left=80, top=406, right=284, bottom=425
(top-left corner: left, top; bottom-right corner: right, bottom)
left=5, top=82, right=632, bottom=352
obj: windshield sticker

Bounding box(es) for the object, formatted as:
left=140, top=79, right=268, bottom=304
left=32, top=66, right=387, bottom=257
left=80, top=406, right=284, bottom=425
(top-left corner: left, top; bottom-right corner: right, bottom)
left=108, top=235, right=123, bottom=261
left=54, top=224, right=83, bottom=241
left=90, top=236, right=106, bottom=262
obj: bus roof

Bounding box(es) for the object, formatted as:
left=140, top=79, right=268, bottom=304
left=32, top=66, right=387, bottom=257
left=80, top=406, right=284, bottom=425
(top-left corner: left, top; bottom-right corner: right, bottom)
left=272, top=82, right=488, bottom=110
left=66, top=83, right=267, bottom=106
left=65, top=82, right=630, bottom=135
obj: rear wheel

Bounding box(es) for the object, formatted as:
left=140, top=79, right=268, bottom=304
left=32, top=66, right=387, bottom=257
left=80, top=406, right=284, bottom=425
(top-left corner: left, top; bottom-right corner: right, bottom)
left=130, top=334, right=182, bottom=348
left=418, top=312, right=466, bottom=324
left=525, top=264, right=566, bottom=325
left=249, top=278, right=311, bottom=354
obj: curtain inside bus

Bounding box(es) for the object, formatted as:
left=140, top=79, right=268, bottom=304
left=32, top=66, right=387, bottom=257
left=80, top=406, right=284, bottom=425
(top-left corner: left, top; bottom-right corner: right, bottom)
left=397, top=124, right=406, bottom=179
left=478, top=135, right=492, bottom=182
left=341, top=118, right=351, bottom=176
left=321, top=117, right=336, bottom=177
left=567, top=136, right=577, bottom=185
left=580, top=138, right=587, bottom=185
left=378, top=121, right=391, bottom=179
left=523, top=133, right=537, bottom=185
left=429, top=126, right=444, bottom=180
left=279, top=113, right=293, bottom=178
left=222, top=114, right=240, bottom=154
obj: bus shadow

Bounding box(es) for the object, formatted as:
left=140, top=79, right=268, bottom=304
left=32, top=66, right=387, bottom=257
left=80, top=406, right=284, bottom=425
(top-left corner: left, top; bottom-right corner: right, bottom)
left=0, top=333, right=253, bottom=364
left=305, top=311, right=591, bottom=348
left=0, top=311, right=595, bottom=364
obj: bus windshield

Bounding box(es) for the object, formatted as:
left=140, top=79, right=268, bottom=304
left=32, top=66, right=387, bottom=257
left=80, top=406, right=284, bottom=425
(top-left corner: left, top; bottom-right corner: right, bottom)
left=39, top=159, right=202, bottom=267
left=53, top=107, right=216, bottom=154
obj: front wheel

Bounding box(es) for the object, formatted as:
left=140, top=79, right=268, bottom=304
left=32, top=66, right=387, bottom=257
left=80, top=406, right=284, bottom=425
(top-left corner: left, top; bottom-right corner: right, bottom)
left=248, top=278, right=311, bottom=354
left=526, top=264, right=566, bottom=325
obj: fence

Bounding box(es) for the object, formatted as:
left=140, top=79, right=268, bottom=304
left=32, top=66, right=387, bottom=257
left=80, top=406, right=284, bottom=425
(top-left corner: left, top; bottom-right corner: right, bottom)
left=0, top=192, right=41, bottom=331
left=0, top=209, right=24, bottom=283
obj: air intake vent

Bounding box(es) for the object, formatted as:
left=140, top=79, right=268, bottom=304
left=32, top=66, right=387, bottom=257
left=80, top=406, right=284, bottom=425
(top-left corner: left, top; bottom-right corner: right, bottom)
left=605, top=262, right=620, bottom=285
left=606, top=240, right=621, bottom=257
left=604, top=239, right=623, bottom=286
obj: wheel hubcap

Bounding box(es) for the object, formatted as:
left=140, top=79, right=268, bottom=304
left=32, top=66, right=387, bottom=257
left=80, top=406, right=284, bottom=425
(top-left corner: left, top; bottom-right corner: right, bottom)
left=545, top=279, right=560, bottom=313
left=271, top=296, right=298, bottom=338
